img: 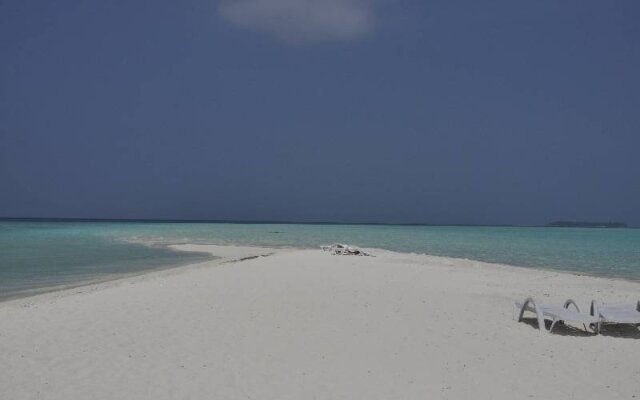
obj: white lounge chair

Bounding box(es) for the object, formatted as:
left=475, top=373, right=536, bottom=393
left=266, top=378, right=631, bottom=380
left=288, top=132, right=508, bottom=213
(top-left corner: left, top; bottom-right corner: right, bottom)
left=590, top=300, right=640, bottom=334
left=321, top=243, right=372, bottom=256
left=515, top=297, right=600, bottom=334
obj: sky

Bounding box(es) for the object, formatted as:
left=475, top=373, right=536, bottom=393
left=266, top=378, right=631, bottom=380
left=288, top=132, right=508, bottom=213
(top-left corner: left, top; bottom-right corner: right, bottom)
left=1, top=0, right=639, bottom=225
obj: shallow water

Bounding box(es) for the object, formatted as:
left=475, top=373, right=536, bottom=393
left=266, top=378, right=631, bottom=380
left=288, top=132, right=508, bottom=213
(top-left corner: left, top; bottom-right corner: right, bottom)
left=1, top=221, right=639, bottom=300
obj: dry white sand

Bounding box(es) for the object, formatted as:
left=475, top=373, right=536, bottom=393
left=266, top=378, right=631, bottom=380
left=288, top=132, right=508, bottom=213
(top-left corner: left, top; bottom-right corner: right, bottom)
left=1, top=245, right=639, bottom=399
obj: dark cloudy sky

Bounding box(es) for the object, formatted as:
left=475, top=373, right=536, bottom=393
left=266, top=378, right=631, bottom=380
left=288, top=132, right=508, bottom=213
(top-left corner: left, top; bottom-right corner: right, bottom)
left=1, top=0, right=639, bottom=225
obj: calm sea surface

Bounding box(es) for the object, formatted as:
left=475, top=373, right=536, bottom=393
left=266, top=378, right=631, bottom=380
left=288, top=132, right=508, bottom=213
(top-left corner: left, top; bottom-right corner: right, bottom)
left=1, top=221, right=639, bottom=300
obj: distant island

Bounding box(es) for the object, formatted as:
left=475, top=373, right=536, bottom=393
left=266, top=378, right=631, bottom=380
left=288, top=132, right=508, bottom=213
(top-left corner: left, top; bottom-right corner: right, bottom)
left=547, top=221, right=628, bottom=228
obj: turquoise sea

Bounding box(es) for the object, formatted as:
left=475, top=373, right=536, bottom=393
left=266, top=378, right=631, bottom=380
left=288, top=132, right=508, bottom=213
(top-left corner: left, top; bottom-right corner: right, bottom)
left=1, top=221, right=639, bottom=300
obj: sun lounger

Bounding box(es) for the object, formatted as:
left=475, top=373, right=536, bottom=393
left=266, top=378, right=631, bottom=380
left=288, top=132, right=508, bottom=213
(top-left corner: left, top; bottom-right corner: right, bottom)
left=590, top=300, right=640, bottom=333
left=515, top=297, right=600, bottom=333
left=321, top=243, right=372, bottom=256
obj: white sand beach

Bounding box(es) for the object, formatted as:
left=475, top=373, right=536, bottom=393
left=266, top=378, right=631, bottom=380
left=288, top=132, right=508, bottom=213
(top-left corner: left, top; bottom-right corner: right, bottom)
left=1, top=245, right=639, bottom=399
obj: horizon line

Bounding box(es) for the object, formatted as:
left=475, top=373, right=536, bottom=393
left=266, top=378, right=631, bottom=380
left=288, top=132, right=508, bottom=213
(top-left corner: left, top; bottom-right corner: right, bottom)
left=0, top=216, right=634, bottom=229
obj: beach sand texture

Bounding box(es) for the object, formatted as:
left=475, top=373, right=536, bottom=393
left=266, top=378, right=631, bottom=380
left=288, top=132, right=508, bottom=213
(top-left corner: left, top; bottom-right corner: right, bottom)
left=1, top=245, right=639, bottom=399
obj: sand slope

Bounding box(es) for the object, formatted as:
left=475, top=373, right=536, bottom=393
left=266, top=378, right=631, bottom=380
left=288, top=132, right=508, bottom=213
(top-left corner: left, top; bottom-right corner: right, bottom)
left=1, top=246, right=639, bottom=399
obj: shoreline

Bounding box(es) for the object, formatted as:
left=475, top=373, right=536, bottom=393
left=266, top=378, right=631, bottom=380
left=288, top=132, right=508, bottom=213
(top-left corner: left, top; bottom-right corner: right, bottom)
left=2, top=242, right=639, bottom=305
left=0, top=257, right=213, bottom=304
left=0, top=245, right=282, bottom=306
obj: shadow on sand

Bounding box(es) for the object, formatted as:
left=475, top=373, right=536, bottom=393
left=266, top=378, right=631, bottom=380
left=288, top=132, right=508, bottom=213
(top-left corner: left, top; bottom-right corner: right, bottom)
left=519, top=317, right=640, bottom=339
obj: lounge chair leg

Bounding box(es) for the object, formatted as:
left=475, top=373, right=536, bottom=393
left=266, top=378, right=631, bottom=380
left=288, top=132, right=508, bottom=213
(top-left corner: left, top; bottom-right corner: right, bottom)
left=518, top=298, right=546, bottom=333
left=549, top=318, right=559, bottom=333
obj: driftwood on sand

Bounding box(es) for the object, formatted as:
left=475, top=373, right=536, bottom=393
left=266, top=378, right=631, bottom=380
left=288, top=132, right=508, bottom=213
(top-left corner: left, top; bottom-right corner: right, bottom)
left=321, top=244, right=373, bottom=256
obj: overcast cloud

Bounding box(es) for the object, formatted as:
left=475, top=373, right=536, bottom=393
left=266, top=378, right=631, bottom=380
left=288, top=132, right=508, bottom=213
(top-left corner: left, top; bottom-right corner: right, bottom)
left=219, top=0, right=377, bottom=44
